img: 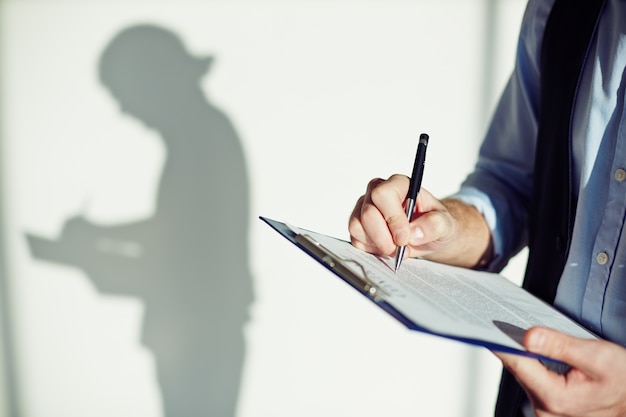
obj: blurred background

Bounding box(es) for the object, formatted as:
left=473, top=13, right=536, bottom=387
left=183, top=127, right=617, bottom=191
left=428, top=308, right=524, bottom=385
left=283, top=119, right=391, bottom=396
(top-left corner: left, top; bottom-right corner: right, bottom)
left=0, top=0, right=529, bottom=416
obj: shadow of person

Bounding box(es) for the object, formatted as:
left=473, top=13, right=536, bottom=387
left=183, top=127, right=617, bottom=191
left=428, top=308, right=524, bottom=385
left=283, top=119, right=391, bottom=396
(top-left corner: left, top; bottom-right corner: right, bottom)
left=26, top=24, right=254, bottom=416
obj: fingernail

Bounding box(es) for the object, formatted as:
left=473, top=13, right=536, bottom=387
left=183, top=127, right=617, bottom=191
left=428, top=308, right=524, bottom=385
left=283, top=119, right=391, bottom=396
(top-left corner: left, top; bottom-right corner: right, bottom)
left=409, top=227, right=424, bottom=244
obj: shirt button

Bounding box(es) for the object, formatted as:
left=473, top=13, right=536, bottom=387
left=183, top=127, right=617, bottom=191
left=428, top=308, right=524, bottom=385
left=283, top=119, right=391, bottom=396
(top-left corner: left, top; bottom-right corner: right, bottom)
left=615, top=168, right=626, bottom=182
left=596, top=252, right=609, bottom=265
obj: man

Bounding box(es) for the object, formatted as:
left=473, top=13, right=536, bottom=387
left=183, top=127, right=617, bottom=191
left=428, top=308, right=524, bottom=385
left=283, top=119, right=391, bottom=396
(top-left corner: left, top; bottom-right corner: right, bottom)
left=348, top=0, right=626, bottom=416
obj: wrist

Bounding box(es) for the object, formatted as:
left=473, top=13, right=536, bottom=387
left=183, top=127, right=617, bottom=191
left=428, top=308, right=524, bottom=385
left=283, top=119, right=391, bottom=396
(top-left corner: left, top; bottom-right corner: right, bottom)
left=438, top=198, right=493, bottom=268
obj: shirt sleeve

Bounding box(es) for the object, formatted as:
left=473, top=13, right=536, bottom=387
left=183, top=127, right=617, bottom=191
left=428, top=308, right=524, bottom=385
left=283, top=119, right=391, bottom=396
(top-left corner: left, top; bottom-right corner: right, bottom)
left=451, top=0, right=554, bottom=272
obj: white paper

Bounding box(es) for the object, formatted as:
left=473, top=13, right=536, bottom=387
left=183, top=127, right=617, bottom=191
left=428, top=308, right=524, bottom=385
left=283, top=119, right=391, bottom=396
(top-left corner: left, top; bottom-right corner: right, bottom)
left=290, top=224, right=597, bottom=353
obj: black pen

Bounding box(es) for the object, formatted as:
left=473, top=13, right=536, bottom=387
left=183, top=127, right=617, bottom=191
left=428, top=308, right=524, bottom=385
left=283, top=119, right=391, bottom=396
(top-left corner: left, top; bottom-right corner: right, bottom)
left=394, top=133, right=429, bottom=272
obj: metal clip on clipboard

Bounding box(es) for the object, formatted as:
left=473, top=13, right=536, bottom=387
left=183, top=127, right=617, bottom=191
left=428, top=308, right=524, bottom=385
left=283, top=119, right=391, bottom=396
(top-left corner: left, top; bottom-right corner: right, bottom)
left=295, top=233, right=388, bottom=300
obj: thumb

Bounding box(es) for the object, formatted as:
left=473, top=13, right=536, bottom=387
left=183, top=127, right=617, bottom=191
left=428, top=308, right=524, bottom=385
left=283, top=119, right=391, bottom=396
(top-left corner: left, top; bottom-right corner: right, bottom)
left=525, top=327, right=600, bottom=376
left=408, top=208, right=454, bottom=247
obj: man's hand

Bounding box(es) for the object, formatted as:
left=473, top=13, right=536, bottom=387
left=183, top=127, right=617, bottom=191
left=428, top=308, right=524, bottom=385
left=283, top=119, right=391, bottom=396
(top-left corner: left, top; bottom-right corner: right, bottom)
left=348, top=175, right=492, bottom=268
left=495, top=327, right=626, bottom=417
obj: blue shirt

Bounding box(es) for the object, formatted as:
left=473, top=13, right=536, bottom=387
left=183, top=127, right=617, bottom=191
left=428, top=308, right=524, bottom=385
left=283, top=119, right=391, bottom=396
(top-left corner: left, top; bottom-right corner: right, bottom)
left=454, top=0, right=626, bottom=345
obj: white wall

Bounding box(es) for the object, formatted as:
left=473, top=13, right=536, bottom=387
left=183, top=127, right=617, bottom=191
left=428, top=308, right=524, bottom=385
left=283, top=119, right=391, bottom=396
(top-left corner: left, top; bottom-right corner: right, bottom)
left=1, top=1, right=527, bottom=416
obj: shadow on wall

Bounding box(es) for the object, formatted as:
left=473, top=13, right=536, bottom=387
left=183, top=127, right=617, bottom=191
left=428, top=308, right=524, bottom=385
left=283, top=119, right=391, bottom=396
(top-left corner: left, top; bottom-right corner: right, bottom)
left=26, top=24, right=254, bottom=416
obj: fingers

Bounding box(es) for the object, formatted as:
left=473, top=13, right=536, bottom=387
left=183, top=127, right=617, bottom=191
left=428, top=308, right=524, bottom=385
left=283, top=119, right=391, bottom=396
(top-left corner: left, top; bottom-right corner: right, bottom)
left=349, top=175, right=457, bottom=259
left=495, top=328, right=600, bottom=385
left=369, top=175, right=412, bottom=244
left=494, top=329, right=626, bottom=417
left=349, top=175, right=410, bottom=255
left=349, top=193, right=396, bottom=254
left=494, top=350, right=568, bottom=414
left=494, top=350, right=562, bottom=389
left=524, top=327, right=605, bottom=378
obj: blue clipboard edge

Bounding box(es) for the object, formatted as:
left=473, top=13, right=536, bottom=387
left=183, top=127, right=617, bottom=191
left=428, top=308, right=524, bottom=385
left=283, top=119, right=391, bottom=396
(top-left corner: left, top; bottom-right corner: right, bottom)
left=260, top=216, right=566, bottom=366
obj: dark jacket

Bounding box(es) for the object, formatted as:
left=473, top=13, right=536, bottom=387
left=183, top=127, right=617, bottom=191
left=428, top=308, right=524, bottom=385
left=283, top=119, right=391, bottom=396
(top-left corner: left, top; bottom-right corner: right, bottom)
left=494, top=0, right=605, bottom=415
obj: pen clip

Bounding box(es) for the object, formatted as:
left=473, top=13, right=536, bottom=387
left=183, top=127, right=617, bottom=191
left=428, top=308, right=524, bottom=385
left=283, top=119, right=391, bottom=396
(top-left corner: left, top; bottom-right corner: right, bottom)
left=295, top=233, right=388, bottom=300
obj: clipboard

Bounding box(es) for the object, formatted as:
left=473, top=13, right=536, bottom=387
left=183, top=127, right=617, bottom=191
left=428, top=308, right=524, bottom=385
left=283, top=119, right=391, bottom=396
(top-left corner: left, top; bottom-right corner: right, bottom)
left=261, top=216, right=598, bottom=363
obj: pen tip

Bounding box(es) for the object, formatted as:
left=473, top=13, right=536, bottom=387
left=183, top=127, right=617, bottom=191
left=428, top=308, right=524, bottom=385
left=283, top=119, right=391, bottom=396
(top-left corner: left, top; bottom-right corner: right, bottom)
left=394, top=246, right=405, bottom=272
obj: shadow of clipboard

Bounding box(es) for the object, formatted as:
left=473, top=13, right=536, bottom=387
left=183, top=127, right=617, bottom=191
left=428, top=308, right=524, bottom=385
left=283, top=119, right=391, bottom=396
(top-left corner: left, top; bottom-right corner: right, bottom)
left=261, top=216, right=598, bottom=368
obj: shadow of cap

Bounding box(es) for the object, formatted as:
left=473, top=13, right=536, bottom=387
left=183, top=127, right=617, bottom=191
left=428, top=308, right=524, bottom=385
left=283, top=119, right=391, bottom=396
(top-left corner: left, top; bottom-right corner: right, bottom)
left=99, top=24, right=213, bottom=93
